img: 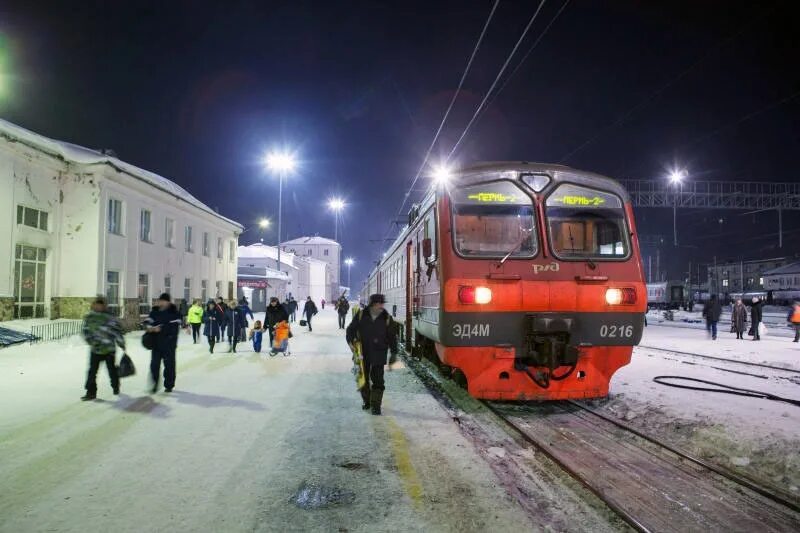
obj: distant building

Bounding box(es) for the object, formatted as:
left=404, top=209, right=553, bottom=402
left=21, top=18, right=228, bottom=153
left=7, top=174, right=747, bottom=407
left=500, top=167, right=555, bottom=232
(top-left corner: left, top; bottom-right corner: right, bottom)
left=0, top=119, right=242, bottom=327
left=763, top=261, right=800, bottom=303
left=707, top=256, right=794, bottom=297
left=281, top=236, right=341, bottom=301
left=236, top=266, right=289, bottom=312
left=237, top=243, right=328, bottom=304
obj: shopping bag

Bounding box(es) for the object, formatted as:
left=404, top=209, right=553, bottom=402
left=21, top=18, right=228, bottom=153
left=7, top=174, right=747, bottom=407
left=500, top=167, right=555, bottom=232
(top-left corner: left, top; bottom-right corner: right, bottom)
left=141, top=331, right=156, bottom=350
left=118, top=353, right=136, bottom=378
left=758, top=322, right=768, bottom=337
left=351, top=340, right=366, bottom=390
left=299, top=319, right=307, bottom=327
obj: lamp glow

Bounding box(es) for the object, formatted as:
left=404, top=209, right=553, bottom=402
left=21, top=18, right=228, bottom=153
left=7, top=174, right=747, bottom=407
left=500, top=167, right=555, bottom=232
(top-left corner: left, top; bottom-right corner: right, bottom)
left=264, top=152, right=296, bottom=172
left=258, top=218, right=270, bottom=228
left=431, top=164, right=452, bottom=185
left=328, top=198, right=345, bottom=211
left=669, top=169, right=687, bottom=184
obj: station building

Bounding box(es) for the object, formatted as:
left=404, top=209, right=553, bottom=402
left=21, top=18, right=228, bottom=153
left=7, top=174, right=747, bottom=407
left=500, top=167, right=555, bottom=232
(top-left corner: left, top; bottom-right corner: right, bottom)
left=281, top=236, right=341, bottom=301
left=0, top=119, right=242, bottom=327
left=707, top=256, right=795, bottom=297
left=238, top=243, right=328, bottom=305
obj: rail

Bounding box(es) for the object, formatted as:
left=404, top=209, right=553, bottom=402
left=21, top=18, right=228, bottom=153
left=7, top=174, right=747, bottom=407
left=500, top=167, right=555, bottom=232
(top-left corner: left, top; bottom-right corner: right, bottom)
left=30, top=320, right=83, bottom=344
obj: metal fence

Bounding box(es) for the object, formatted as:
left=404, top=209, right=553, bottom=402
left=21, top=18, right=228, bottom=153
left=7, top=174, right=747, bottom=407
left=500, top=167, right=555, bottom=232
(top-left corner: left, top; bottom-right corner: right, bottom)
left=30, top=320, right=84, bottom=344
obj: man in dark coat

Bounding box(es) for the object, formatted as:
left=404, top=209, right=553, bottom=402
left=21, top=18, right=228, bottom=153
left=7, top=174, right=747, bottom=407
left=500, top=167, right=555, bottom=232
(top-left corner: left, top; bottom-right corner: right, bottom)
left=702, top=294, right=722, bottom=340
left=750, top=297, right=763, bottom=341
left=303, top=297, right=318, bottom=331
left=224, top=299, right=247, bottom=353
left=336, top=297, right=350, bottom=329
left=731, top=299, right=748, bottom=340
left=236, top=298, right=254, bottom=342
left=265, top=297, right=290, bottom=345
left=145, top=293, right=182, bottom=393
left=202, top=300, right=224, bottom=353
left=346, top=293, right=398, bottom=415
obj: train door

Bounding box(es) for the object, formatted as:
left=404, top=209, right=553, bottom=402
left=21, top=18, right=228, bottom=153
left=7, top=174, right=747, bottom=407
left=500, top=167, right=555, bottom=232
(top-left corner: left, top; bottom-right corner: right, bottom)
left=405, top=241, right=413, bottom=351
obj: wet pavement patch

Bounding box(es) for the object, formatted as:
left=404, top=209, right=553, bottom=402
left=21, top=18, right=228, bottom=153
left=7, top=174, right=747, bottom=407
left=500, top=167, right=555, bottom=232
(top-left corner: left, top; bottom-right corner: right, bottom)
left=291, top=481, right=356, bottom=510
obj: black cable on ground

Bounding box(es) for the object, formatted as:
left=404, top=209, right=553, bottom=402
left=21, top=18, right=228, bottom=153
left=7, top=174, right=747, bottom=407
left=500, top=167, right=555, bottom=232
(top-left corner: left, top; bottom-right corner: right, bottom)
left=653, top=376, right=800, bottom=407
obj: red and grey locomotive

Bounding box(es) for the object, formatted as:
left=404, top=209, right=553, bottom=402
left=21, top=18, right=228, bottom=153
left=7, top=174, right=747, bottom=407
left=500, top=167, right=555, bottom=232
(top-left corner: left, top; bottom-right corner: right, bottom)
left=364, top=162, right=646, bottom=400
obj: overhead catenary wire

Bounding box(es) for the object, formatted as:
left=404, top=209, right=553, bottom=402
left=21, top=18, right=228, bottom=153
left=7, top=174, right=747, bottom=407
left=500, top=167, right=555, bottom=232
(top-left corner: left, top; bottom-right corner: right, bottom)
left=446, top=0, right=549, bottom=163
left=381, top=0, right=501, bottom=250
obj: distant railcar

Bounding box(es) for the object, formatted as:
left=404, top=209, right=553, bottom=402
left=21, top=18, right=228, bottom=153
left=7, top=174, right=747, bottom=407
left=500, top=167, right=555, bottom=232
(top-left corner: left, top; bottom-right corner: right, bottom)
left=646, top=281, right=687, bottom=310
left=365, top=162, right=646, bottom=400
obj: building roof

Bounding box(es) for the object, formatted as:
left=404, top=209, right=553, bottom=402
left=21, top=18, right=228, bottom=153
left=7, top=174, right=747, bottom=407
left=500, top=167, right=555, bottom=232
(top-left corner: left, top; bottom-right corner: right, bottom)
left=282, top=236, right=340, bottom=247
left=763, top=261, right=800, bottom=276
left=0, top=118, right=242, bottom=229
left=238, top=243, right=297, bottom=269
left=237, top=266, right=289, bottom=280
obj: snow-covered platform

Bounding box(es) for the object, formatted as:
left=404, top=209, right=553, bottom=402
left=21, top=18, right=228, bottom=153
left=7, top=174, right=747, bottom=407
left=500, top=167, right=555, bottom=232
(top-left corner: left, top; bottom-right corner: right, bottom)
left=0, top=311, right=531, bottom=532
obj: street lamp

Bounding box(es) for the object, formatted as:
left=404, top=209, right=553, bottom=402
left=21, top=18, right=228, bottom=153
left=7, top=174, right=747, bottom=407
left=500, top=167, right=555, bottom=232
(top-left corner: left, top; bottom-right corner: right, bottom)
left=668, top=168, right=688, bottom=246
left=258, top=218, right=270, bottom=229
left=328, top=197, right=345, bottom=242
left=344, top=257, right=354, bottom=292
left=431, top=164, right=452, bottom=186
left=264, top=151, right=297, bottom=274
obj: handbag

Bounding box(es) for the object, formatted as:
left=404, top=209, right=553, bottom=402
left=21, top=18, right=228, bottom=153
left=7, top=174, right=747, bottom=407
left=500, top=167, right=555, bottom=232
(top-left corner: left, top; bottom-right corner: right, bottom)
left=141, top=331, right=157, bottom=350
left=299, top=319, right=307, bottom=327
left=118, top=353, right=136, bottom=378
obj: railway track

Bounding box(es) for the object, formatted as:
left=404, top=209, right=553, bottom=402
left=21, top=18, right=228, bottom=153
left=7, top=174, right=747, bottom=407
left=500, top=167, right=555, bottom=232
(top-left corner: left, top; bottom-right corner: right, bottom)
left=637, top=344, right=800, bottom=375
left=485, top=400, right=800, bottom=533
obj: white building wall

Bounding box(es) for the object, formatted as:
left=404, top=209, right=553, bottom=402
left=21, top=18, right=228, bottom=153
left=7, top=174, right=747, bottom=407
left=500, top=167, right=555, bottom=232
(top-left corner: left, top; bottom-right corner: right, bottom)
left=0, top=122, right=242, bottom=323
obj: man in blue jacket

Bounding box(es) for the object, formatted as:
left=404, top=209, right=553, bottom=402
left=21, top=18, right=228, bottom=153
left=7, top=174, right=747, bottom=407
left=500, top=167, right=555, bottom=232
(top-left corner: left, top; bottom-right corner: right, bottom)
left=145, top=293, right=182, bottom=393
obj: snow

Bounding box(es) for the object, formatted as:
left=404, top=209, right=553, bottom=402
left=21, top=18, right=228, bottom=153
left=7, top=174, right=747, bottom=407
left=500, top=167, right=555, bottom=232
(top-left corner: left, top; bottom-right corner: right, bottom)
left=588, top=324, right=800, bottom=497
left=0, top=311, right=533, bottom=532
left=0, top=118, right=240, bottom=229
left=282, top=236, right=340, bottom=246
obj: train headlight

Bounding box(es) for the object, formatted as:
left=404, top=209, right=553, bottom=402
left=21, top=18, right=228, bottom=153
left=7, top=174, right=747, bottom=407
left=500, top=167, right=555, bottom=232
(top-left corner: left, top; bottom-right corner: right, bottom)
left=458, top=286, right=492, bottom=304
left=605, top=287, right=636, bottom=305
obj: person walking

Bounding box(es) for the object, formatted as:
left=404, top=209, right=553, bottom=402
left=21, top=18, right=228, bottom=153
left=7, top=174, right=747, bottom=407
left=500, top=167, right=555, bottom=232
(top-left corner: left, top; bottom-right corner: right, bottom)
left=81, top=296, right=124, bottom=400
left=346, top=294, right=398, bottom=415
left=187, top=299, right=204, bottom=344
left=249, top=320, right=265, bottom=353
left=265, top=297, right=290, bottom=346
left=336, top=296, right=350, bottom=329
left=145, top=293, right=182, bottom=393
left=178, top=298, right=189, bottom=328
left=224, top=299, right=246, bottom=353
left=202, top=300, right=223, bottom=353
left=750, top=296, right=763, bottom=341
left=321, top=298, right=326, bottom=310
left=702, top=294, right=722, bottom=340
left=303, top=297, right=318, bottom=332
left=788, top=301, right=800, bottom=342
left=236, top=298, right=254, bottom=342
left=731, top=298, right=748, bottom=340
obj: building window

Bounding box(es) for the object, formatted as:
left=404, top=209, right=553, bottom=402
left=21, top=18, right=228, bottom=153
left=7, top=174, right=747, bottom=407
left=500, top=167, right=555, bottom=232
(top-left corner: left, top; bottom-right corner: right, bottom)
left=16, top=205, right=49, bottom=231
left=140, top=209, right=152, bottom=242
left=165, top=218, right=175, bottom=247
left=184, top=277, right=191, bottom=303
left=185, top=226, right=193, bottom=252
left=324, top=248, right=329, bottom=256
left=164, top=275, right=172, bottom=297
left=108, top=198, right=123, bottom=235
left=201, top=280, right=208, bottom=302
left=722, top=279, right=729, bottom=287
left=203, top=232, right=210, bottom=256
left=306, top=248, right=312, bottom=256
left=138, top=274, right=150, bottom=315
left=217, top=237, right=223, bottom=259
left=13, top=244, right=47, bottom=318
left=216, top=281, right=222, bottom=298
left=228, top=281, right=234, bottom=300
left=229, top=240, right=235, bottom=263
left=106, top=271, right=121, bottom=317
left=759, top=277, right=764, bottom=286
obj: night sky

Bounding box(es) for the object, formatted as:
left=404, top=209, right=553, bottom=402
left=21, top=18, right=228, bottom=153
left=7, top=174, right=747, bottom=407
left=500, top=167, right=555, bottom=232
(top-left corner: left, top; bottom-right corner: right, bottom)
left=2, top=1, right=798, bottom=285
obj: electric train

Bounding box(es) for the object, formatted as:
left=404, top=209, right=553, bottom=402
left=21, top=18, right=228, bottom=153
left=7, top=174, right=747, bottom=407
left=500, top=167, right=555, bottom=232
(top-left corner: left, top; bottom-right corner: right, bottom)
left=363, top=162, right=647, bottom=400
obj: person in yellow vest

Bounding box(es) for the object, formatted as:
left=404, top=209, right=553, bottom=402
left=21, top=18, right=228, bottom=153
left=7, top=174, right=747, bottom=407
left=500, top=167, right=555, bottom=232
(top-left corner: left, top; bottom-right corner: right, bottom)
left=187, top=299, right=204, bottom=344
left=789, top=301, right=800, bottom=343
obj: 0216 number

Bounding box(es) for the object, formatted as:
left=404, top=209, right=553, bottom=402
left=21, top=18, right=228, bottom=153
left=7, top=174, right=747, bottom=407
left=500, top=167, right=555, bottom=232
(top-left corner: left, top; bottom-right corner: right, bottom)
left=599, top=324, right=633, bottom=338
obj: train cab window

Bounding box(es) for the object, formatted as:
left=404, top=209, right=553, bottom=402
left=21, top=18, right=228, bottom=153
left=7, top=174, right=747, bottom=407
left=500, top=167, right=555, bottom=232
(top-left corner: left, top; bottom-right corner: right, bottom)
left=451, top=181, right=536, bottom=258
left=545, top=184, right=629, bottom=259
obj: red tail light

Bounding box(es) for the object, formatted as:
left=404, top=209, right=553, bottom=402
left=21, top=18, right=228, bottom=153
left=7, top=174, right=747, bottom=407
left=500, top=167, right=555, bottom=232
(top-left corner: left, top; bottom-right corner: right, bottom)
left=459, top=286, right=492, bottom=304
left=605, top=287, right=636, bottom=305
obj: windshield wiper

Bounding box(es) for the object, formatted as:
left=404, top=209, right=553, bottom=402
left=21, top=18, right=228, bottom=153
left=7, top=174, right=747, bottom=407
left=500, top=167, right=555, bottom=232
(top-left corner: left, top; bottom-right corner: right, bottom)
left=499, top=229, right=532, bottom=265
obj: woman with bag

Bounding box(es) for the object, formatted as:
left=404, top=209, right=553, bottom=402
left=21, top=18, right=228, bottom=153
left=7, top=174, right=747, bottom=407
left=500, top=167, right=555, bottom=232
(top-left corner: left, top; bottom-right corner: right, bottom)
left=731, top=299, right=748, bottom=340
left=303, top=297, right=318, bottom=332
left=750, top=297, right=763, bottom=341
